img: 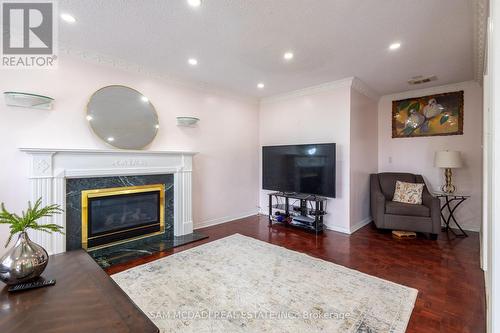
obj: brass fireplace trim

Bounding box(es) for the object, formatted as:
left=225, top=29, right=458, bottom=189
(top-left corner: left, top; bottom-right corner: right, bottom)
left=81, top=184, right=165, bottom=251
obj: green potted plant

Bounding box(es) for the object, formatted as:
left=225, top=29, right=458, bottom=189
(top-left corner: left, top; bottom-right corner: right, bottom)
left=0, top=198, right=63, bottom=285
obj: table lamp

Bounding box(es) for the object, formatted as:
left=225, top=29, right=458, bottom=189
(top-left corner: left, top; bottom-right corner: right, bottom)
left=434, top=151, right=463, bottom=193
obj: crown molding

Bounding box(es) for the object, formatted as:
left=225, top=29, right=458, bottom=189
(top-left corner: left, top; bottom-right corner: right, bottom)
left=60, top=43, right=380, bottom=105
left=260, top=76, right=379, bottom=105
left=260, top=77, right=355, bottom=105
left=473, top=0, right=488, bottom=83
left=380, top=80, right=478, bottom=100
left=351, top=77, right=380, bottom=100
left=59, top=44, right=259, bottom=106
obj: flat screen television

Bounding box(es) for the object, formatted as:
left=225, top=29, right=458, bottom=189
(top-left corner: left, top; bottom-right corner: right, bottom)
left=262, top=143, right=336, bottom=198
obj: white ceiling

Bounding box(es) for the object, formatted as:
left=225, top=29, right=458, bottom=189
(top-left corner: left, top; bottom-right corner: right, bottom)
left=59, top=0, right=477, bottom=98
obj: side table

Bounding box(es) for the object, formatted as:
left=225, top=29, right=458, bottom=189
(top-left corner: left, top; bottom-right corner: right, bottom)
left=434, top=192, right=470, bottom=237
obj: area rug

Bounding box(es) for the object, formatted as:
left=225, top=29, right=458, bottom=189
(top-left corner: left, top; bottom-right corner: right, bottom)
left=112, top=234, right=418, bottom=333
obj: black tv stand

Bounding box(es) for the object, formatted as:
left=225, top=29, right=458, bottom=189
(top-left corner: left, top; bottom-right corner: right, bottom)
left=267, top=192, right=327, bottom=234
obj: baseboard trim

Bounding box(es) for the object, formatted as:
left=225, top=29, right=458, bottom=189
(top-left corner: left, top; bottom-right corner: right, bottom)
left=258, top=211, right=371, bottom=235
left=195, top=211, right=480, bottom=235
left=258, top=209, right=353, bottom=234
left=325, top=217, right=372, bottom=235
left=194, top=210, right=259, bottom=230
left=441, top=223, right=481, bottom=232
left=350, top=217, right=373, bottom=234
left=461, top=225, right=481, bottom=232
left=324, top=224, right=350, bottom=234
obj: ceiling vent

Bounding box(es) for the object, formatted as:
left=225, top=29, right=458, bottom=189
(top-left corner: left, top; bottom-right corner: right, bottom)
left=407, top=75, right=437, bottom=85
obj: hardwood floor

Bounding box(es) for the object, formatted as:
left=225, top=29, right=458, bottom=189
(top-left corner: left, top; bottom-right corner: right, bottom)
left=106, top=215, right=486, bottom=333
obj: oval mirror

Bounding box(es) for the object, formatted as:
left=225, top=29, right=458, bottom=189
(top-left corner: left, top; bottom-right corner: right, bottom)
left=86, top=85, right=159, bottom=149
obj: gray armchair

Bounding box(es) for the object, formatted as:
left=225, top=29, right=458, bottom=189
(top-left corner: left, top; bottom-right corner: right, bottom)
left=370, top=173, right=441, bottom=239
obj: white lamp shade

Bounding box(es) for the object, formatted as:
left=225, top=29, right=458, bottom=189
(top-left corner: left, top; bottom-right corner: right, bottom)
left=434, top=151, right=463, bottom=168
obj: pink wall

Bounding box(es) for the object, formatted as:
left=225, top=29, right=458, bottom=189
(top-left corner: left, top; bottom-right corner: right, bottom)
left=259, top=79, right=355, bottom=233
left=0, top=54, right=482, bottom=258
left=350, top=88, right=378, bottom=231
left=0, top=56, right=260, bottom=255
left=377, top=81, right=483, bottom=231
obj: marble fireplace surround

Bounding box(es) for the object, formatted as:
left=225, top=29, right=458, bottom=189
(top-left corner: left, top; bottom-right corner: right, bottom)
left=20, top=148, right=196, bottom=255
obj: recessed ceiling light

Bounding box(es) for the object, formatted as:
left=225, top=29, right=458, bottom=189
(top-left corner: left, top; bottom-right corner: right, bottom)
left=283, top=52, right=294, bottom=61
left=60, top=13, right=76, bottom=23
left=107, top=137, right=115, bottom=142
left=187, top=0, right=202, bottom=7
left=188, top=58, right=198, bottom=66
left=389, top=42, right=401, bottom=50
left=141, top=96, right=149, bottom=102
left=257, top=83, right=265, bottom=89
left=86, top=115, right=93, bottom=121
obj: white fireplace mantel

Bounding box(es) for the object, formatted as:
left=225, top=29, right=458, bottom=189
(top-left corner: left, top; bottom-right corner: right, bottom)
left=20, top=147, right=197, bottom=255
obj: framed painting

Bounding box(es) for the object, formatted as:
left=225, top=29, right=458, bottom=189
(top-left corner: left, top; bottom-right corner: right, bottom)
left=392, top=90, right=464, bottom=138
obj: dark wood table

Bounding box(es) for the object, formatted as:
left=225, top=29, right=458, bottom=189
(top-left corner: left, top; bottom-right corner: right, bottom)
left=434, top=191, right=470, bottom=238
left=0, top=250, right=158, bottom=333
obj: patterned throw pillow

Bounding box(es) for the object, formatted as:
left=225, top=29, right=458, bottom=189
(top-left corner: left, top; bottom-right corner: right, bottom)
left=392, top=181, right=424, bottom=205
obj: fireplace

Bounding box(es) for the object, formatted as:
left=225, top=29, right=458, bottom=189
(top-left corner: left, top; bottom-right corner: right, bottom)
left=20, top=148, right=195, bottom=255
left=81, top=184, right=165, bottom=250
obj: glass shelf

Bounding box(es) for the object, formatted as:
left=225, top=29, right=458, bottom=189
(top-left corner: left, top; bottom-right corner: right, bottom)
left=176, top=116, right=200, bottom=126
left=4, top=91, right=54, bottom=110
left=433, top=191, right=470, bottom=198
